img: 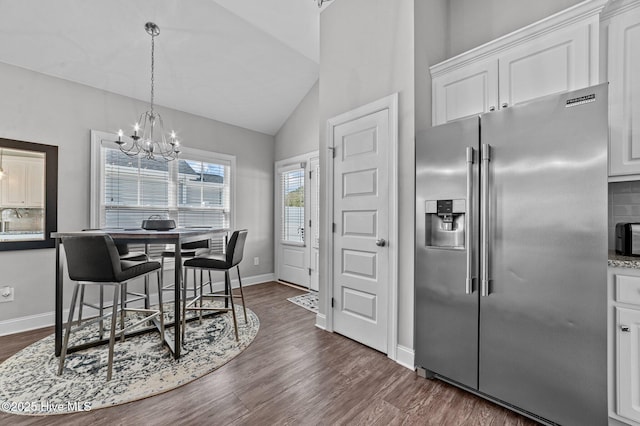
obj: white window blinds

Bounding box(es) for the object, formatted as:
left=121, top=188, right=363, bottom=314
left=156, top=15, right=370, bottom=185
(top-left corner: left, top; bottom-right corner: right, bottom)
left=280, top=168, right=304, bottom=243
left=93, top=135, right=234, bottom=255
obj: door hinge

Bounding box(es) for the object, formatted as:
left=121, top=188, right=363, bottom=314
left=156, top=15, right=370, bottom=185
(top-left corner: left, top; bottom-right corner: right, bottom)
left=308, top=267, right=312, bottom=276
left=309, top=219, right=312, bottom=227
left=332, top=223, right=336, bottom=233
left=331, top=297, right=335, bottom=308
left=309, top=170, right=312, bottom=179
left=328, top=146, right=336, bottom=158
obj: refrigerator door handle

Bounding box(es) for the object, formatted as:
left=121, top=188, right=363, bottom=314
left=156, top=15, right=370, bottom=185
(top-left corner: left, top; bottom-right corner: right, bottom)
left=465, top=146, right=474, bottom=295
left=481, top=144, right=491, bottom=297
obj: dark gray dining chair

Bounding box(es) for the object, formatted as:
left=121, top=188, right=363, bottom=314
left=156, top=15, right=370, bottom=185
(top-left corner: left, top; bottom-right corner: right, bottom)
left=77, top=232, right=151, bottom=326
left=58, top=234, right=165, bottom=381
left=160, top=239, right=211, bottom=296
left=181, top=230, right=249, bottom=341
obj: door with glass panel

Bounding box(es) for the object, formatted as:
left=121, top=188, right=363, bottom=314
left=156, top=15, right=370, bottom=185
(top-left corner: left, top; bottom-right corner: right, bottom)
left=276, top=158, right=310, bottom=287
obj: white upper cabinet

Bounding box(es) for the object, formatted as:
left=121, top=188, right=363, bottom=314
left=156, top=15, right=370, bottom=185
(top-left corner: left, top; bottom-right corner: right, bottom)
left=432, top=59, right=499, bottom=124
left=0, top=157, right=45, bottom=208
left=602, top=0, right=640, bottom=178
left=431, top=0, right=606, bottom=126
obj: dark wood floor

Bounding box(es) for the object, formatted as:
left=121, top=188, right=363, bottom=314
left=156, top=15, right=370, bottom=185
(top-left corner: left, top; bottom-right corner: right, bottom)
left=0, top=282, right=537, bottom=425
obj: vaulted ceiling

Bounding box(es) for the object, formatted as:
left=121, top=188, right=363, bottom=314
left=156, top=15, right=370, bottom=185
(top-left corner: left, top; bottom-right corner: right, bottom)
left=0, top=0, right=328, bottom=135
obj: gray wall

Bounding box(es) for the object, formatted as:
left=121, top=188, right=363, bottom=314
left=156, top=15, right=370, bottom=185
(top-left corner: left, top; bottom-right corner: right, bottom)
left=0, top=61, right=274, bottom=324
left=447, top=0, right=584, bottom=58
left=319, top=0, right=416, bottom=349
left=275, top=80, right=319, bottom=161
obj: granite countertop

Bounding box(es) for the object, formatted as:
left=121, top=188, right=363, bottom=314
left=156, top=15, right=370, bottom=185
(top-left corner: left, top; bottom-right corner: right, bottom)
left=609, top=250, right=640, bottom=269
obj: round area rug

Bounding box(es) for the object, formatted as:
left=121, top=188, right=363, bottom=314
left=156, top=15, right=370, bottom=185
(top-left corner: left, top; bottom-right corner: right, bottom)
left=0, top=303, right=259, bottom=416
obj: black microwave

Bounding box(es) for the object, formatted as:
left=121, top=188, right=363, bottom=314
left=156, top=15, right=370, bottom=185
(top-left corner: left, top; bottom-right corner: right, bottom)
left=615, top=223, right=640, bottom=256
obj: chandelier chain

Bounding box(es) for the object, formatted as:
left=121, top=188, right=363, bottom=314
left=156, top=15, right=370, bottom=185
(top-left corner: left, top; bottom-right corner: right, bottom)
left=150, top=34, right=155, bottom=117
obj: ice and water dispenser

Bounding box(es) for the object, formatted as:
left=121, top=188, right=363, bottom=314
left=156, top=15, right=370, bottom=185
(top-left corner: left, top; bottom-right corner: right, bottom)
left=424, top=199, right=465, bottom=249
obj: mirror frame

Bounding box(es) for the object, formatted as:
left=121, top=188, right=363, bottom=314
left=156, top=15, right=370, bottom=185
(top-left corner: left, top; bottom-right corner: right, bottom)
left=0, top=137, right=58, bottom=251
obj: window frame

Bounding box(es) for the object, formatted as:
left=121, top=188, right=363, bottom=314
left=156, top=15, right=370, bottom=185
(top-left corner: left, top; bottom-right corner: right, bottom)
left=90, top=130, right=236, bottom=232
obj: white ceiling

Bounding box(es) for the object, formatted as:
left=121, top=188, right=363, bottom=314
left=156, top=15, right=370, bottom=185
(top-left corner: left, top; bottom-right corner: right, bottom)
left=0, top=0, right=326, bottom=135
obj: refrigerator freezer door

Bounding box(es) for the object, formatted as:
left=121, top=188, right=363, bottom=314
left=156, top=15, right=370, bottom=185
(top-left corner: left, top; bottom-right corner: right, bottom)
left=415, top=117, right=480, bottom=389
left=478, top=84, right=608, bottom=425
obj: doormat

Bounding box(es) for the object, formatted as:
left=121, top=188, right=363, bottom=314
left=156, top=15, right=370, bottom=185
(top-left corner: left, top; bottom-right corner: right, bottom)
left=0, top=302, right=258, bottom=416
left=287, top=292, right=318, bottom=313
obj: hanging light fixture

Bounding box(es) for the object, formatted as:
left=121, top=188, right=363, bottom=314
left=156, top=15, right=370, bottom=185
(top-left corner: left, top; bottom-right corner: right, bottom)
left=117, top=22, right=181, bottom=161
left=0, top=149, right=5, bottom=180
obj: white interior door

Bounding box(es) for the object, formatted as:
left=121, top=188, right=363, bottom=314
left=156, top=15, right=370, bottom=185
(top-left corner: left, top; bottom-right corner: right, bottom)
left=332, top=109, right=389, bottom=353
left=309, top=156, right=320, bottom=292
left=276, top=162, right=309, bottom=287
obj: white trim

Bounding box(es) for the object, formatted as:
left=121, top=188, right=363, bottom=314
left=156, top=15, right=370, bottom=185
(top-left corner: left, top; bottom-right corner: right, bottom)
left=274, top=150, right=319, bottom=286
left=315, top=313, right=327, bottom=330
left=0, top=272, right=275, bottom=337
left=430, top=0, right=608, bottom=77
left=395, top=345, right=415, bottom=371
left=324, top=93, right=399, bottom=361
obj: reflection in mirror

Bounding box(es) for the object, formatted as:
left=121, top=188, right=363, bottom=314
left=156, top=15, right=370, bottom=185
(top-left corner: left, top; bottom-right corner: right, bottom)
left=0, top=138, right=57, bottom=251
left=0, top=148, right=46, bottom=242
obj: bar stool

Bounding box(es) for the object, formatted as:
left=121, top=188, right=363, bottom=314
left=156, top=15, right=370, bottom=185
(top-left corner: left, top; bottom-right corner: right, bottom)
left=77, top=240, right=151, bottom=332
left=58, top=234, right=165, bottom=381
left=182, top=230, right=248, bottom=341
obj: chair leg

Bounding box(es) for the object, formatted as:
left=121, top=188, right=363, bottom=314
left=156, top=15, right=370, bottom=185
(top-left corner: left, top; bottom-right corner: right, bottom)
left=156, top=271, right=165, bottom=344
left=226, top=270, right=239, bottom=341
left=197, top=268, right=203, bottom=323
left=78, top=285, right=85, bottom=325
left=107, top=285, right=119, bottom=381
left=120, top=283, right=126, bottom=342
left=208, top=269, right=213, bottom=293
left=144, top=275, right=150, bottom=309
left=58, top=283, right=80, bottom=376
left=181, top=267, right=188, bottom=342
left=237, top=265, right=247, bottom=323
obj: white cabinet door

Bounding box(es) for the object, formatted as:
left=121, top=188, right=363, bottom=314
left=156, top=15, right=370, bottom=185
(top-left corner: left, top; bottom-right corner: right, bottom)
left=607, top=5, right=640, bottom=177
left=1, top=158, right=27, bottom=207
left=26, top=158, right=44, bottom=207
left=617, top=306, right=640, bottom=423
left=498, top=22, right=594, bottom=108
left=432, top=59, right=499, bottom=125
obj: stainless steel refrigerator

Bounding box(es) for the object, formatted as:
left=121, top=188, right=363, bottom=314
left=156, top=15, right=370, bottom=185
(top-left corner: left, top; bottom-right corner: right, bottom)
left=415, top=84, right=608, bottom=426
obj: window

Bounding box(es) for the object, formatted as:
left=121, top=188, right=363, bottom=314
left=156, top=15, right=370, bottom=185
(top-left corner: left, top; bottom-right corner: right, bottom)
left=91, top=131, right=234, bottom=254
left=279, top=167, right=305, bottom=244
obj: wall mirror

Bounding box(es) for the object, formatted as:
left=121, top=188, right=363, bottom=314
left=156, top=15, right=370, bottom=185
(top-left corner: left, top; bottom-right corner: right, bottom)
left=0, top=138, right=57, bottom=250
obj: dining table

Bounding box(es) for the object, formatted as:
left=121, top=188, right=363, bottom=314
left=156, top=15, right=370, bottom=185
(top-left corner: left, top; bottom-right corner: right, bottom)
left=51, top=227, right=230, bottom=360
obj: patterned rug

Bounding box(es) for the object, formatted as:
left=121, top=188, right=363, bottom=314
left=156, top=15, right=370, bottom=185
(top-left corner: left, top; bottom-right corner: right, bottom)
left=287, top=291, right=319, bottom=313
left=0, top=302, right=258, bottom=416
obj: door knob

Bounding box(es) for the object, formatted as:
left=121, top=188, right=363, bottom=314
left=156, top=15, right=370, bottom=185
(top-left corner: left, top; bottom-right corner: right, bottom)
left=376, top=238, right=386, bottom=247
left=489, top=106, right=496, bottom=112
left=501, top=103, right=508, bottom=108
left=621, top=325, right=631, bottom=332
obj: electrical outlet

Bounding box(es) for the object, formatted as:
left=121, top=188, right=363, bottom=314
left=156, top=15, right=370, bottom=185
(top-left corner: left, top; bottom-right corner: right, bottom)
left=0, top=286, right=14, bottom=303
left=253, top=257, right=259, bottom=266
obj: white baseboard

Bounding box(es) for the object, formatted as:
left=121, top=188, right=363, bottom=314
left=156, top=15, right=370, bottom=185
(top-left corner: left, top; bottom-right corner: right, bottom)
left=395, top=344, right=415, bottom=370
left=315, top=313, right=327, bottom=330
left=0, top=272, right=276, bottom=337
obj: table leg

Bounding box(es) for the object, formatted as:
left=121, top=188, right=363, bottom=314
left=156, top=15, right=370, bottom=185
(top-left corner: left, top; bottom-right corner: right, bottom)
left=174, top=242, right=181, bottom=358
left=55, top=238, right=63, bottom=357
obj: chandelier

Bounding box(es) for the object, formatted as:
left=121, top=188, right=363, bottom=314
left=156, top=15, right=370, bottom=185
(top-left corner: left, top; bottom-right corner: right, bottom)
left=117, top=22, right=181, bottom=161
